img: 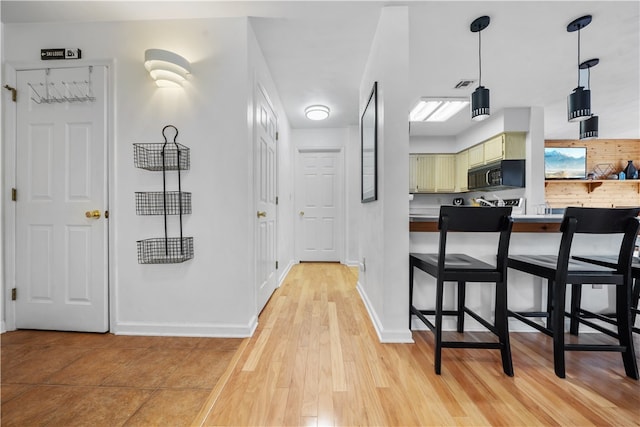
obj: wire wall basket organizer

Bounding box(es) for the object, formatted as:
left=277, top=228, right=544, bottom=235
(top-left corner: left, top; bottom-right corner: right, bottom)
left=133, top=142, right=190, bottom=171
left=135, top=125, right=193, bottom=264
left=135, top=191, right=192, bottom=215
left=137, top=237, right=194, bottom=264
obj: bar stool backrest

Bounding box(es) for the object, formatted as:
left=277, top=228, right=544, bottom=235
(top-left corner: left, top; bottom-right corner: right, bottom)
left=558, top=207, right=640, bottom=275
left=438, top=206, right=513, bottom=273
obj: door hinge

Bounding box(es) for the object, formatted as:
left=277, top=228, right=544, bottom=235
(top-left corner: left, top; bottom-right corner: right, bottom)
left=11, top=288, right=17, bottom=301
left=275, top=261, right=279, bottom=269
left=11, top=188, right=17, bottom=201
left=276, top=131, right=279, bottom=141
left=275, top=196, right=278, bottom=205
left=105, top=210, right=109, bottom=219
left=3, top=85, right=17, bottom=102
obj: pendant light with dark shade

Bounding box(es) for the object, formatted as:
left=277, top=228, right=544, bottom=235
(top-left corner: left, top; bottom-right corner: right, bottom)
left=470, top=16, right=490, bottom=121
left=579, top=58, right=599, bottom=139
left=567, top=15, right=593, bottom=122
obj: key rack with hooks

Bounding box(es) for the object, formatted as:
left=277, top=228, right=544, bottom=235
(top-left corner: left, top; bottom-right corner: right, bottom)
left=134, top=125, right=194, bottom=264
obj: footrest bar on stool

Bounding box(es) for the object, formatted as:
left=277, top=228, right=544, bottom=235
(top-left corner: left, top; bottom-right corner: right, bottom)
left=565, top=344, right=626, bottom=352
left=442, top=341, right=502, bottom=349
left=572, top=310, right=620, bottom=339
left=411, top=306, right=436, bottom=333
left=464, top=307, right=498, bottom=335
left=508, top=310, right=553, bottom=336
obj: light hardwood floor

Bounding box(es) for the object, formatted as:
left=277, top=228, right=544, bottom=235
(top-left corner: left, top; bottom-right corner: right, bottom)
left=197, top=262, right=640, bottom=427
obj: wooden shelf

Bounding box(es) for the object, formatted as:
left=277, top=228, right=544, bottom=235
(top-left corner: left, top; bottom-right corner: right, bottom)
left=544, top=179, right=640, bottom=194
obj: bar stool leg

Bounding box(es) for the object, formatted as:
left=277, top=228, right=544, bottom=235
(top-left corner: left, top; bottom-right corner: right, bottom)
left=457, top=281, right=466, bottom=333
left=434, top=278, right=444, bottom=375
left=552, top=281, right=567, bottom=378
left=546, top=279, right=554, bottom=330
left=569, top=283, right=582, bottom=335
left=616, top=280, right=639, bottom=379
left=632, top=277, right=639, bottom=325
left=495, top=280, right=514, bottom=376
left=409, top=263, right=415, bottom=329
left=495, top=282, right=513, bottom=377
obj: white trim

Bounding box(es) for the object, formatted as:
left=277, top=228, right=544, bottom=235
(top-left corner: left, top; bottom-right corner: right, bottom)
left=3, top=63, right=17, bottom=331
left=112, top=316, right=258, bottom=338
left=297, top=147, right=342, bottom=153
left=277, top=259, right=295, bottom=286
left=356, top=280, right=414, bottom=343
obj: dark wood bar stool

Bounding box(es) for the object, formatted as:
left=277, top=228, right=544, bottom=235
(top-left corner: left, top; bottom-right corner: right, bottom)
left=409, top=206, right=514, bottom=376
left=507, top=207, right=640, bottom=379
left=570, top=255, right=640, bottom=335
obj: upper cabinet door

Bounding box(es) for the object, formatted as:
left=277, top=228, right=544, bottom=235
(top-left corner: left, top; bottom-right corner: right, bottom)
left=484, top=134, right=505, bottom=164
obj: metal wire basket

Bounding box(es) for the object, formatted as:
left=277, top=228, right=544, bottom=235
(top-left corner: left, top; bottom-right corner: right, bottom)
left=135, top=191, right=192, bottom=215
left=137, top=237, right=194, bottom=264
left=133, top=143, right=190, bottom=171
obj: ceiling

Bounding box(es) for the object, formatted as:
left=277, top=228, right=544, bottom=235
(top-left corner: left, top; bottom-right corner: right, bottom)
left=2, top=1, right=639, bottom=140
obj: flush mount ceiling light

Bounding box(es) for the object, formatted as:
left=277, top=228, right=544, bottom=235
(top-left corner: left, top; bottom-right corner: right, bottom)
left=470, top=15, right=491, bottom=121
left=409, top=98, right=469, bottom=122
left=579, top=58, right=599, bottom=139
left=567, top=15, right=593, bottom=122
left=305, top=104, right=330, bottom=120
left=144, top=48, right=191, bottom=88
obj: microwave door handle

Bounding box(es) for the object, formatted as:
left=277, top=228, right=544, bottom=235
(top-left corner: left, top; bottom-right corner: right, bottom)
left=485, top=170, right=491, bottom=186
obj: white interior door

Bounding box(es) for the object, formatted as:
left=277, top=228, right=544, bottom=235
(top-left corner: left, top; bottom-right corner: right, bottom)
left=296, top=150, right=342, bottom=262
left=15, top=66, right=108, bottom=332
left=255, top=85, right=278, bottom=313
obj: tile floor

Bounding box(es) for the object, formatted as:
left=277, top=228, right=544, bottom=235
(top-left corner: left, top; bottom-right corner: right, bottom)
left=1, top=330, right=244, bottom=426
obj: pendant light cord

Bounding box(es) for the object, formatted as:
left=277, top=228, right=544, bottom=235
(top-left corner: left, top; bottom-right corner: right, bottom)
left=577, top=29, right=581, bottom=86
left=478, top=30, right=482, bottom=87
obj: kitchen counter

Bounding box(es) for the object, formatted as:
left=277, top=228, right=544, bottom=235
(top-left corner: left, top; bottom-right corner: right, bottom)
left=410, top=214, right=563, bottom=232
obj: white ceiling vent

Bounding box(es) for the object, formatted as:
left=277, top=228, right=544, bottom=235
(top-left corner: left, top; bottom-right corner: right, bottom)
left=454, top=79, right=476, bottom=89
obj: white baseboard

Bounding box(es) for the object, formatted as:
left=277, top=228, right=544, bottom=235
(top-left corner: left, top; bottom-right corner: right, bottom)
left=277, top=259, right=295, bottom=286
left=356, top=281, right=414, bottom=343
left=0, top=320, right=6, bottom=334
left=112, top=316, right=258, bottom=337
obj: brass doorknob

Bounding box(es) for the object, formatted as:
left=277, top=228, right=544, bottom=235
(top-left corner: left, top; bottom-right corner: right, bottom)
left=85, top=210, right=101, bottom=219
left=257, top=211, right=267, bottom=218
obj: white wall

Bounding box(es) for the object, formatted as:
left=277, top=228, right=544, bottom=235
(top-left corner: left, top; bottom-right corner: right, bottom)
left=2, top=17, right=292, bottom=336
left=357, top=6, right=412, bottom=343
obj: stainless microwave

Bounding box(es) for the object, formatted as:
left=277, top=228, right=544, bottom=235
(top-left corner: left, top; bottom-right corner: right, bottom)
left=468, top=160, right=525, bottom=191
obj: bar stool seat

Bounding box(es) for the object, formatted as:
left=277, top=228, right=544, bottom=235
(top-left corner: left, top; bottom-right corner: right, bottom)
left=507, top=207, right=640, bottom=379
left=410, top=205, right=514, bottom=376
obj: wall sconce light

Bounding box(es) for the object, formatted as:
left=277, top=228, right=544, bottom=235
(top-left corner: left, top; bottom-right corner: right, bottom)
left=579, top=58, right=599, bottom=139
left=470, top=15, right=491, bottom=121
left=566, top=15, right=592, bottom=122
left=305, top=104, right=330, bottom=121
left=144, top=49, right=191, bottom=88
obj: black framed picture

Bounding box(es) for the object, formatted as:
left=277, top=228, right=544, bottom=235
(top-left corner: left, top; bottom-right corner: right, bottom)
left=361, top=81, right=377, bottom=203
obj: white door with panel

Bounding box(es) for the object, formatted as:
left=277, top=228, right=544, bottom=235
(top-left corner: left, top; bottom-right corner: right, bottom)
left=296, top=150, right=342, bottom=262
left=15, top=66, right=108, bottom=332
left=255, top=85, right=278, bottom=313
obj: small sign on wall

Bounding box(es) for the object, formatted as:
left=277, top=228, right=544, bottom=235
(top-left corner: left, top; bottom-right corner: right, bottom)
left=41, top=48, right=82, bottom=60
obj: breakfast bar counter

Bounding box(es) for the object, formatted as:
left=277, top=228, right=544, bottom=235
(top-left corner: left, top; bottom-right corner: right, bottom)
left=410, top=214, right=563, bottom=232
left=408, top=213, right=634, bottom=332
